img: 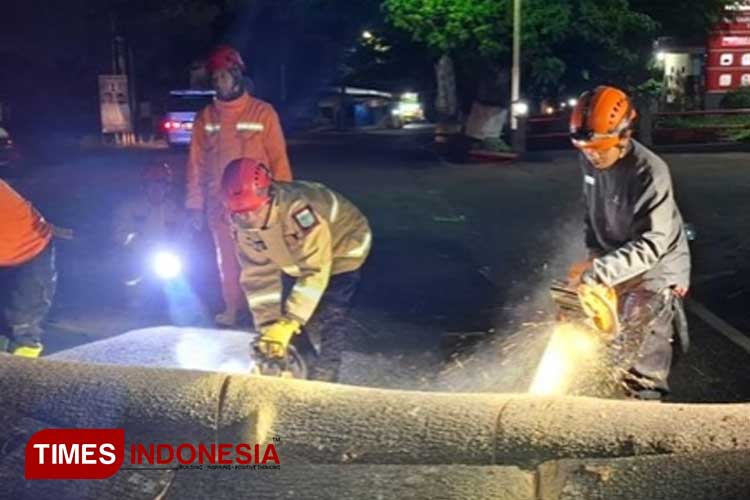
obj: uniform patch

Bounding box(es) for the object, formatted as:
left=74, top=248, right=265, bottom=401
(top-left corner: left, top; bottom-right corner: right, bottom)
left=293, top=206, right=319, bottom=232
left=584, top=175, right=596, bottom=186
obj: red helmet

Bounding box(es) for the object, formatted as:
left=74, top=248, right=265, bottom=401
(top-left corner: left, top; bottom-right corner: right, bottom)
left=207, top=45, right=246, bottom=74
left=221, top=158, right=273, bottom=213
left=142, top=161, right=174, bottom=184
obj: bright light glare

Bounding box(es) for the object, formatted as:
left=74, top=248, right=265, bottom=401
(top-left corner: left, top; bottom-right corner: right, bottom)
left=152, top=250, right=183, bottom=280
left=399, top=102, right=421, bottom=114
left=512, top=101, right=529, bottom=117
left=656, top=51, right=666, bottom=62
left=175, top=332, right=221, bottom=371
left=567, top=98, right=578, bottom=107
left=362, top=30, right=374, bottom=40
left=528, top=324, right=597, bottom=395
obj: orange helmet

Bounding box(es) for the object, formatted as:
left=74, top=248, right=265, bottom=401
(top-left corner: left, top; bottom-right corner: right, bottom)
left=570, top=86, right=636, bottom=150
left=221, top=158, right=273, bottom=213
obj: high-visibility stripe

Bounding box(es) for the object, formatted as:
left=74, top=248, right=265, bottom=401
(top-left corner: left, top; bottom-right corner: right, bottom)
left=236, top=122, right=264, bottom=132
left=329, top=192, right=340, bottom=222
left=282, top=265, right=301, bottom=275
left=248, top=292, right=281, bottom=307
left=290, top=284, right=322, bottom=302
left=346, top=231, right=371, bottom=258
left=204, top=123, right=221, bottom=133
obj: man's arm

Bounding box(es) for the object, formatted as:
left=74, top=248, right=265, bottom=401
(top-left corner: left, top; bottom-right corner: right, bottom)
left=185, top=110, right=208, bottom=210
left=591, top=165, right=678, bottom=287
left=261, top=107, right=292, bottom=182
left=237, top=240, right=284, bottom=328
left=284, top=207, right=333, bottom=325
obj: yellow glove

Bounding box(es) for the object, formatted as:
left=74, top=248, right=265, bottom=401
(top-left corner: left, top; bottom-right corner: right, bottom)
left=258, top=319, right=302, bottom=359
left=12, top=344, right=44, bottom=358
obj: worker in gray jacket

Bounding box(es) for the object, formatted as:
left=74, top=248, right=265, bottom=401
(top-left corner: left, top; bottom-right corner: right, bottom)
left=567, top=85, right=691, bottom=400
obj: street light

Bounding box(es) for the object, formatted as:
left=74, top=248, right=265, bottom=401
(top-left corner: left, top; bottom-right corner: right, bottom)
left=567, top=97, right=578, bottom=107
left=512, top=100, right=529, bottom=118
left=656, top=51, right=666, bottom=62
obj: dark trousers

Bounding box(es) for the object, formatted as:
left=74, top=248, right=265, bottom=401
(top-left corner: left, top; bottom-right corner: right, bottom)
left=289, top=270, right=361, bottom=380
left=0, top=242, right=57, bottom=347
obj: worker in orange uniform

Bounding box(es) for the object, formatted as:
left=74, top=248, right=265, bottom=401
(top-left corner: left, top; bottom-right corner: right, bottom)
left=186, top=45, right=293, bottom=327
left=0, top=180, right=58, bottom=357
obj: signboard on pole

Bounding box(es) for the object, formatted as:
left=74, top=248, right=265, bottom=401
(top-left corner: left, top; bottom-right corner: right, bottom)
left=98, top=75, right=132, bottom=133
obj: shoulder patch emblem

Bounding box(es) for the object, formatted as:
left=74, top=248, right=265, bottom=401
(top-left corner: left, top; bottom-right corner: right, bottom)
left=292, top=206, right=319, bottom=232
left=584, top=174, right=596, bottom=186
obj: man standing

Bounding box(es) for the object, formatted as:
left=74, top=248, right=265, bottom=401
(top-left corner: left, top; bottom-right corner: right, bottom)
left=186, top=45, right=293, bottom=327
left=221, top=158, right=371, bottom=381
left=0, top=180, right=58, bottom=357
left=568, top=85, right=691, bottom=400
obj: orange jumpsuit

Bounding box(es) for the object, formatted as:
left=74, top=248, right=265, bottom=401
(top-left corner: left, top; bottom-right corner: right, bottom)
left=186, top=92, right=292, bottom=320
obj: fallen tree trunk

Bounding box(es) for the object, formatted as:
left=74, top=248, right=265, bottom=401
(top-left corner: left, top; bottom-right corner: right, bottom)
left=3, top=354, right=750, bottom=499
left=3, top=355, right=750, bottom=467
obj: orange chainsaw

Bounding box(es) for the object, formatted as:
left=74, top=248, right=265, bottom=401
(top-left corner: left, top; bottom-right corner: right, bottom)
left=550, top=279, right=620, bottom=335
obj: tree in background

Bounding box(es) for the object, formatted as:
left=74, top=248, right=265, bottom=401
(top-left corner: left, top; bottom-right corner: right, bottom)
left=383, top=0, right=731, bottom=142
left=383, top=0, right=569, bottom=138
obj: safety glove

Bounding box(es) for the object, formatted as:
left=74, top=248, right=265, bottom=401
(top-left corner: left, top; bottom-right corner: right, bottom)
left=257, top=319, right=302, bottom=359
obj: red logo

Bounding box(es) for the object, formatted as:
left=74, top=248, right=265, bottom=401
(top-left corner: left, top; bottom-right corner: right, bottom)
left=25, top=429, right=125, bottom=480
left=25, top=428, right=281, bottom=479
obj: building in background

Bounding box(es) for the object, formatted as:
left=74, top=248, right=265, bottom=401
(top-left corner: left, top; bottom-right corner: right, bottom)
left=705, top=1, right=750, bottom=108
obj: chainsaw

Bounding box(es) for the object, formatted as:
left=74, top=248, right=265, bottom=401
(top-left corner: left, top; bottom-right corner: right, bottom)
left=550, top=279, right=689, bottom=353
left=251, top=340, right=308, bottom=379
left=550, top=279, right=620, bottom=335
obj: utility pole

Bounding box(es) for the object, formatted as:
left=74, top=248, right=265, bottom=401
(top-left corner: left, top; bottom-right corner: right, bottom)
left=511, top=0, right=521, bottom=131
left=510, top=0, right=527, bottom=154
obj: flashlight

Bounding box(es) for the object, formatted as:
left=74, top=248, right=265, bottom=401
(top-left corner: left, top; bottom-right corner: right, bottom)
left=151, top=250, right=183, bottom=280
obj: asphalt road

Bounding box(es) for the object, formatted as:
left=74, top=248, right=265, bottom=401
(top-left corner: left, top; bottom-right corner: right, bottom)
left=5, top=129, right=750, bottom=403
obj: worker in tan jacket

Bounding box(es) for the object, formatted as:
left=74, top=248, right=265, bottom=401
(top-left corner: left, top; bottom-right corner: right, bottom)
left=221, top=158, right=371, bottom=380
left=0, top=180, right=57, bottom=357
left=186, top=45, right=293, bottom=327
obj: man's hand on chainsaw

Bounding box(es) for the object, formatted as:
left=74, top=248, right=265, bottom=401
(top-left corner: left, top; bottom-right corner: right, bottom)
left=567, top=260, right=593, bottom=286
left=257, top=319, right=302, bottom=358
left=579, top=268, right=600, bottom=287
